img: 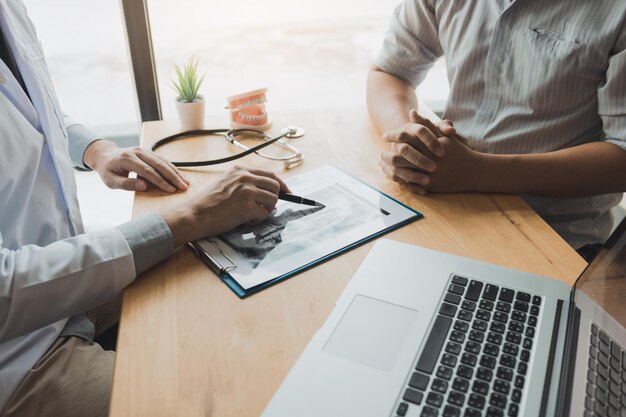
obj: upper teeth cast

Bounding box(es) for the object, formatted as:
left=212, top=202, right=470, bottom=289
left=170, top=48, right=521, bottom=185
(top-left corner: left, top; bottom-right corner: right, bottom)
left=235, top=97, right=267, bottom=110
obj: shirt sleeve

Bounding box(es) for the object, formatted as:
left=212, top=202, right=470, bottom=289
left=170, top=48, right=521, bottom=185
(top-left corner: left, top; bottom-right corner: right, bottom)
left=598, top=24, right=626, bottom=152
left=0, top=213, right=173, bottom=342
left=376, top=0, right=444, bottom=87
left=116, top=213, right=174, bottom=276
left=0, top=227, right=136, bottom=342
left=64, top=114, right=101, bottom=170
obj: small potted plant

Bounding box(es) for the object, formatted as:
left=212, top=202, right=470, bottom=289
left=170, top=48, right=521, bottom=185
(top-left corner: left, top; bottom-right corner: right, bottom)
left=171, top=56, right=205, bottom=131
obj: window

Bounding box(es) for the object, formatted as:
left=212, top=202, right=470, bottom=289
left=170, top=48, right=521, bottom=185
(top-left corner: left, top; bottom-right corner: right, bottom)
left=24, top=0, right=449, bottom=132
left=147, top=0, right=449, bottom=119
left=24, top=0, right=139, bottom=142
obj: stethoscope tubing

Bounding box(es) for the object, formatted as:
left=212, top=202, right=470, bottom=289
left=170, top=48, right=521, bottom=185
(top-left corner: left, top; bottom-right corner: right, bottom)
left=150, top=128, right=295, bottom=167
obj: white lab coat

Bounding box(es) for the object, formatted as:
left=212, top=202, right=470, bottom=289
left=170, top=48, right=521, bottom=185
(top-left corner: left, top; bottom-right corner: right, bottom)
left=0, top=0, right=137, bottom=410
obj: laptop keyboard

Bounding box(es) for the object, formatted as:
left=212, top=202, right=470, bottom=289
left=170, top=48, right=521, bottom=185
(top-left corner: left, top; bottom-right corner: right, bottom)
left=585, top=323, right=626, bottom=416
left=395, top=275, right=542, bottom=417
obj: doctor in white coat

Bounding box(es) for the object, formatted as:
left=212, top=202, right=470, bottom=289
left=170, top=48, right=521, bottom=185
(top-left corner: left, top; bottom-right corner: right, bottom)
left=0, top=1, right=289, bottom=416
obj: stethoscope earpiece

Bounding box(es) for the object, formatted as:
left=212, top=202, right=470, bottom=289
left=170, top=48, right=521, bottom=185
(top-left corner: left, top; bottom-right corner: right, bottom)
left=283, top=154, right=304, bottom=169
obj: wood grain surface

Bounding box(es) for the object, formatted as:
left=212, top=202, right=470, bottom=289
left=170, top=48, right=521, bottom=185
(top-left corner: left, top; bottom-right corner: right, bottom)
left=109, top=107, right=587, bottom=417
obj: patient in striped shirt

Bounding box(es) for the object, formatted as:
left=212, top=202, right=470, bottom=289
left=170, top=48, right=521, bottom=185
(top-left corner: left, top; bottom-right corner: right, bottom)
left=367, top=0, right=626, bottom=259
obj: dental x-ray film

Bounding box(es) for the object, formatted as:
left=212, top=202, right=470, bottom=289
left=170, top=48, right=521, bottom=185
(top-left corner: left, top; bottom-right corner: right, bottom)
left=194, top=165, right=421, bottom=292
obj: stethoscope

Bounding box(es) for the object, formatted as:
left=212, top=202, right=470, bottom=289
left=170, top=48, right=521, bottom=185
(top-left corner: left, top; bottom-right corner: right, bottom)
left=151, top=126, right=305, bottom=169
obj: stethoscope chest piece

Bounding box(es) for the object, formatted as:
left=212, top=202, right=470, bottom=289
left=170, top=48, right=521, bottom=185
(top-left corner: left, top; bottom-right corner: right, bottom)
left=283, top=126, right=306, bottom=138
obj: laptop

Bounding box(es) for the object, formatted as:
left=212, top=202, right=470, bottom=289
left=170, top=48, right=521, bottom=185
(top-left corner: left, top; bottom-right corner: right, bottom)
left=262, top=222, right=626, bottom=417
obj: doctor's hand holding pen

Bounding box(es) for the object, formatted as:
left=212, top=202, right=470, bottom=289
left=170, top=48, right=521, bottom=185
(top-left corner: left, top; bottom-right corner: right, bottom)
left=379, top=109, right=482, bottom=196
left=159, top=166, right=291, bottom=248
left=83, top=140, right=295, bottom=247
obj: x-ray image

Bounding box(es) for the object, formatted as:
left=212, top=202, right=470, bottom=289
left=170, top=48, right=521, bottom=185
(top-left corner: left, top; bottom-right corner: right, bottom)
left=193, top=165, right=421, bottom=291
left=220, top=205, right=325, bottom=267
left=219, top=184, right=383, bottom=268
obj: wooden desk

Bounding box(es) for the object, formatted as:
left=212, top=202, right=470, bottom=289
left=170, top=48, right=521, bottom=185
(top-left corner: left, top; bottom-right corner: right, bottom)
left=109, top=107, right=587, bottom=417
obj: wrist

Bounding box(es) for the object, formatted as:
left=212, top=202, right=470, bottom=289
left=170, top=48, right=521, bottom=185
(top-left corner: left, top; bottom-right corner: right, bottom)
left=472, top=152, right=518, bottom=193
left=159, top=205, right=197, bottom=248
left=83, top=139, right=117, bottom=171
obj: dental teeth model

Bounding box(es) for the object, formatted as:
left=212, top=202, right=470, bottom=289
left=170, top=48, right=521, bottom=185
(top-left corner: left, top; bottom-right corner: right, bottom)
left=226, top=88, right=272, bottom=130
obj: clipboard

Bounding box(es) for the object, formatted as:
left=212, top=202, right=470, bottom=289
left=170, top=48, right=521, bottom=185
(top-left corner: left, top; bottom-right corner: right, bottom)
left=189, top=165, right=423, bottom=298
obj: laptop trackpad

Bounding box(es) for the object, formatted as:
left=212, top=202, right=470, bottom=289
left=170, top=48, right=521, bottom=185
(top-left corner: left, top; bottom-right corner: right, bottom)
left=322, top=295, right=418, bottom=372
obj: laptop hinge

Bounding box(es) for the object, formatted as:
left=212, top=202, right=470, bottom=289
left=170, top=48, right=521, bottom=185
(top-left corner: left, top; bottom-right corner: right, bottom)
left=554, top=302, right=581, bottom=417
left=538, top=299, right=565, bottom=416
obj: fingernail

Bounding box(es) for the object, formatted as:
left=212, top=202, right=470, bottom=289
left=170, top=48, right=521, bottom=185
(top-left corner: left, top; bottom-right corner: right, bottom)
left=422, top=176, right=430, bottom=185
left=135, top=182, right=147, bottom=191
left=435, top=147, right=444, bottom=157
left=425, top=161, right=437, bottom=172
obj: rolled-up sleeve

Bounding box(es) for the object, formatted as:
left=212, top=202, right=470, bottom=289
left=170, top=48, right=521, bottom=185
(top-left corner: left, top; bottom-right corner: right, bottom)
left=64, top=114, right=101, bottom=170
left=376, top=0, right=443, bottom=87
left=598, top=26, right=626, bottom=152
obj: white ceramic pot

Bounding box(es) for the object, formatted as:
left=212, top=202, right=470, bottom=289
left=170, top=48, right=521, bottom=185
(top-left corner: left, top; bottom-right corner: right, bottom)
left=175, top=95, right=205, bottom=131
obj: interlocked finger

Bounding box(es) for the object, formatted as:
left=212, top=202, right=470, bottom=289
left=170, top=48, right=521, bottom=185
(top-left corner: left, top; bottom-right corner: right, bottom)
left=379, top=160, right=431, bottom=186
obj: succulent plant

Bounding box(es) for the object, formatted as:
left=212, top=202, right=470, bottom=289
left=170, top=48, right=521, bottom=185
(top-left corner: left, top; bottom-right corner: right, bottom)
left=171, top=56, right=205, bottom=103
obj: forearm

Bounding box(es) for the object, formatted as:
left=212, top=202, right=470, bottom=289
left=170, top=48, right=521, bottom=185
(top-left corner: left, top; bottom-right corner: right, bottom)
left=366, top=66, right=418, bottom=134
left=159, top=204, right=198, bottom=248
left=476, top=142, right=626, bottom=197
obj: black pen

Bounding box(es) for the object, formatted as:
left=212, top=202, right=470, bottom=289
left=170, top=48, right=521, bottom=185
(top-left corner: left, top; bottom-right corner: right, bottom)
left=278, top=192, right=324, bottom=207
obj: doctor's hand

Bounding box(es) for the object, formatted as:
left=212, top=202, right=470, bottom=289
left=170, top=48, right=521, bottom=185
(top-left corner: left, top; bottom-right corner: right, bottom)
left=159, top=166, right=291, bottom=247
left=379, top=110, right=482, bottom=195
left=83, top=140, right=190, bottom=193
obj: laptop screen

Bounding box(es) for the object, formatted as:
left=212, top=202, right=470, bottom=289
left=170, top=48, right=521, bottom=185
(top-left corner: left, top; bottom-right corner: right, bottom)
left=573, top=219, right=626, bottom=329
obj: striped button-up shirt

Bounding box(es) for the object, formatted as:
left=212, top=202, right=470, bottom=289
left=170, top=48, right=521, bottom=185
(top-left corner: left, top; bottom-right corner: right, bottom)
left=377, top=0, right=626, bottom=249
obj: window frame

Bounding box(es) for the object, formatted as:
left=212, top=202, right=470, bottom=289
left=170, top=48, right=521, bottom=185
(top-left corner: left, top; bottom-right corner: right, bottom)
left=121, top=0, right=162, bottom=122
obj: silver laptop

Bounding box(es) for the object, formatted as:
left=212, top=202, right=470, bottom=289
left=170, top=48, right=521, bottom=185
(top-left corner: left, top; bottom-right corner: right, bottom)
left=262, top=223, right=626, bottom=417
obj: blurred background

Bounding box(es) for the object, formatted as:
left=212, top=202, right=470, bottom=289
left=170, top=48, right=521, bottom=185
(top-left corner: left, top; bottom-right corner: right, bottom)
left=18, top=0, right=626, bottom=231
left=24, top=0, right=449, bottom=140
